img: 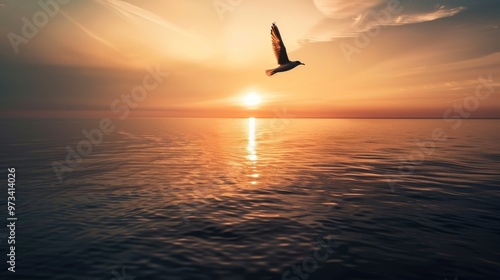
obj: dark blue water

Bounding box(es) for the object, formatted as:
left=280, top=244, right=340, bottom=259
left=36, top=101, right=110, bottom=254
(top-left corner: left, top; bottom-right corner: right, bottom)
left=0, top=118, right=499, bottom=279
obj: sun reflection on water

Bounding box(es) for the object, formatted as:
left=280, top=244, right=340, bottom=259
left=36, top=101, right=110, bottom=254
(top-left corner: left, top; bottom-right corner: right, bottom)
left=247, top=117, right=257, bottom=161
left=247, top=117, right=259, bottom=184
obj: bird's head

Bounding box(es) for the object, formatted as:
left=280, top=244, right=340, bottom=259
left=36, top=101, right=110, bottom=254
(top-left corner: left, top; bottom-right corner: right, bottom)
left=295, top=61, right=305, bottom=66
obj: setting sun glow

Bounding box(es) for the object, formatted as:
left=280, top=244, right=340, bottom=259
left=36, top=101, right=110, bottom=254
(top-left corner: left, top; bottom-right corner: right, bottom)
left=242, top=93, right=261, bottom=108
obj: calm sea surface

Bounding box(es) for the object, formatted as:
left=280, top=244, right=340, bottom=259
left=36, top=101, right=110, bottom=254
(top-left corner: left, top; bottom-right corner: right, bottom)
left=0, top=118, right=499, bottom=280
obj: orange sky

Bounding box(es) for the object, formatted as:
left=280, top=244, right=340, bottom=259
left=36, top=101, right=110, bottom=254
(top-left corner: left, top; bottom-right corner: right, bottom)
left=0, top=0, right=499, bottom=118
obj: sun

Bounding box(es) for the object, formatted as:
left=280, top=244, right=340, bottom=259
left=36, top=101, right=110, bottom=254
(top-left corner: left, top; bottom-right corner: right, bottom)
left=242, top=92, right=261, bottom=107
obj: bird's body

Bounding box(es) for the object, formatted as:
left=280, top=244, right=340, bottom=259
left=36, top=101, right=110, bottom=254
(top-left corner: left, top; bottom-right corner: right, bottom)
left=266, top=61, right=303, bottom=76
left=265, top=23, right=304, bottom=76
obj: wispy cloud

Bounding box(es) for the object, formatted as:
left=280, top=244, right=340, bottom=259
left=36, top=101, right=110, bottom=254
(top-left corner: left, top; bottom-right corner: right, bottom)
left=307, top=5, right=467, bottom=42
left=95, top=0, right=195, bottom=38
left=314, top=0, right=384, bottom=19
left=60, top=10, right=123, bottom=54
left=393, top=6, right=466, bottom=25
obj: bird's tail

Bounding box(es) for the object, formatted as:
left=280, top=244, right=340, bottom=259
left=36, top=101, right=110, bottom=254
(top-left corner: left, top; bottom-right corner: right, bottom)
left=265, top=69, right=275, bottom=76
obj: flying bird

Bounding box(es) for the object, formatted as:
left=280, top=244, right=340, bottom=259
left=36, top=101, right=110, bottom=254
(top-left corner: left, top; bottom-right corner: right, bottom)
left=265, top=23, right=305, bottom=76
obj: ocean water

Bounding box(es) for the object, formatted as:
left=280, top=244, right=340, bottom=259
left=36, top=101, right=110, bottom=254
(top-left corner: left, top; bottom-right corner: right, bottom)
left=0, top=118, right=499, bottom=280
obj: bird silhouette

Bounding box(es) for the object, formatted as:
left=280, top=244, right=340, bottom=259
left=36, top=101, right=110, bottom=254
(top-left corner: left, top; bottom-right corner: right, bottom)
left=265, top=23, right=305, bottom=76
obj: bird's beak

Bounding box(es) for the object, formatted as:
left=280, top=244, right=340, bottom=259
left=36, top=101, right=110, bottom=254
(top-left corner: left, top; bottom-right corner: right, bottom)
left=301, top=63, right=305, bottom=65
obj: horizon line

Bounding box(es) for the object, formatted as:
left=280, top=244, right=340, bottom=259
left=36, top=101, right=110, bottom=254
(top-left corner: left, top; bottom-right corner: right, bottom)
left=1, top=116, right=499, bottom=120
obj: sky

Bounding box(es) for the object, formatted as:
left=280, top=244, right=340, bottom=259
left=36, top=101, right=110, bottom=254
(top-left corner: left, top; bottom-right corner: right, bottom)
left=0, top=0, right=499, bottom=118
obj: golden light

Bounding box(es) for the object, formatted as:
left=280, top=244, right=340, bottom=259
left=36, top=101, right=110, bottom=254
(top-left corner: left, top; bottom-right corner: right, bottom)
left=242, top=92, right=261, bottom=107
left=247, top=117, right=257, bottom=161
left=247, top=117, right=258, bottom=184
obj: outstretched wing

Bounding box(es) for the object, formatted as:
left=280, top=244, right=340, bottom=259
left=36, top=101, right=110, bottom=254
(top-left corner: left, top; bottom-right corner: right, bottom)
left=270, top=23, right=290, bottom=65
